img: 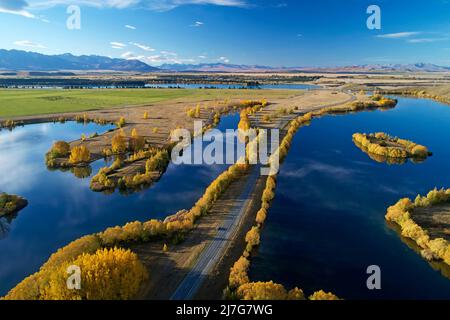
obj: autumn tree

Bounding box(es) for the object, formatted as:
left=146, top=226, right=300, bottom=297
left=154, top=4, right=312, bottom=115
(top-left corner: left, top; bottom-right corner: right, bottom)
left=111, top=131, right=127, bottom=154
left=145, top=150, right=169, bottom=173
left=256, top=208, right=267, bottom=225
left=245, top=226, right=260, bottom=253
left=229, top=256, right=250, bottom=289
left=117, top=116, right=126, bottom=128
left=51, top=141, right=71, bottom=157
left=143, top=112, right=149, bottom=120
left=238, top=111, right=251, bottom=131
left=40, top=248, right=148, bottom=300
left=130, top=128, right=145, bottom=152
left=195, top=104, right=201, bottom=118
left=69, top=145, right=90, bottom=164
left=309, top=290, right=340, bottom=300
left=237, top=282, right=287, bottom=300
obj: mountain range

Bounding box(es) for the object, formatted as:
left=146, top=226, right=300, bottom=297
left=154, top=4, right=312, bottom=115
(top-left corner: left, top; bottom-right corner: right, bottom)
left=0, top=49, right=449, bottom=73
left=0, top=49, right=157, bottom=72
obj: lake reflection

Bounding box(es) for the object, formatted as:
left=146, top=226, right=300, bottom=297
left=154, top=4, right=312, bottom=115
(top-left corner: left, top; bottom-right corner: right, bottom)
left=0, top=115, right=239, bottom=295
left=249, top=97, right=450, bottom=299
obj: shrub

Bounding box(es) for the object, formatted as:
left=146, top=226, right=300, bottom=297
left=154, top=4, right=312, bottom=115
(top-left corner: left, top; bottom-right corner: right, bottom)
left=245, top=226, right=260, bottom=253
left=238, top=110, right=251, bottom=131
left=111, top=132, right=127, bottom=154
left=255, top=208, right=267, bottom=225
left=229, top=256, right=250, bottom=289
left=117, top=117, right=126, bottom=128
left=51, top=141, right=70, bottom=157
left=236, top=282, right=288, bottom=300
left=69, top=145, right=90, bottom=164
left=411, top=145, right=429, bottom=158
left=0, top=193, right=27, bottom=216
left=287, top=288, right=305, bottom=300
left=130, top=128, right=145, bottom=152
left=309, top=290, right=340, bottom=300
left=145, top=150, right=170, bottom=173
left=186, top=108, right=196, bottom=118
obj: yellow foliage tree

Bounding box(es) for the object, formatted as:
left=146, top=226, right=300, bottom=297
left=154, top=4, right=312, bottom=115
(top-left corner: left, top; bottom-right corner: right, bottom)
left=69, top=145, right=90, bottom=164
left=309, top=290, right=340, bottom=300
left=51, top=141, right=70, bottom=157
left=195, top=104, right=201, bottom=118
left=111, top=132, right=127, bottom=154
left=41, top=248, right=148, bottom=300
left=229, top=256, right=250, bottom=289
left=117, top=116, right=126, bottom=128
left=245, top=226, right=260, bottom=253
left=130, top=128, right=145, bottom=152
left=238, top=111, right=251, bottom=131
left=237, top=281, right=288, bottom=300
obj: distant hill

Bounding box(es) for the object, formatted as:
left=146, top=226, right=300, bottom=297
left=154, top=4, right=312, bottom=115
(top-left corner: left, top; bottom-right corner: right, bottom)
left=160, top=62, right=450, bottom=73
left=312, top=63, right=450, bottom=73
left=0, top=50, right=448, bottom=74
left=0, top=49, right=158, bottom=72
left=159, top=63, right=284, bottom=73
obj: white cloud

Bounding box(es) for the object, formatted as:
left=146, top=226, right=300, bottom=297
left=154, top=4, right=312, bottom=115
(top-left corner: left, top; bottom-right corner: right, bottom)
left=376, top=32, right=422, bottom=39
left=0, top=0, right=248, bottom=21
left=407, top=37, right=449, bottom=43
left=130, top=42, right=155, bottom=51
left=110, top=41, right=127, bottom=49
left=218, top=56, right=230, bottom=63
left=0, top=0, right=35, bottom=18
left=125, top=24, right=136, bottom=29
left=142, top=51, right=196, bottom=65
left=13, top=40, right=46, bottom=48
left=161, top=50, right=177, bottom=56
left=198, top=55, right=207, bottom=59
left=26, top=0, right=247, bottom=11
left=142, top=0, right=248, bottom=11
left=121, top=51, right=137, bottom=59
left=191, top=21, right=203, bottom=27
left=28, top=0, right=140, bottom=10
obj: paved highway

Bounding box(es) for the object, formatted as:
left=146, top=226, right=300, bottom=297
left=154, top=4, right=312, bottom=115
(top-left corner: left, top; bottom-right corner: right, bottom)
left=171, top=165, right=260, bottom=300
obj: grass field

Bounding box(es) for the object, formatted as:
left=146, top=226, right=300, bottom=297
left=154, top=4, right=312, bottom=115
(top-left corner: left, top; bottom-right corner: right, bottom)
left=0, top=89, right=297, bottom=118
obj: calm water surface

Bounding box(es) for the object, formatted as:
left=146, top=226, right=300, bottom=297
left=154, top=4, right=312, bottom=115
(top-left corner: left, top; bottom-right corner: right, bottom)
left=2, top=97, right=450, bottom=299
left=249, top=97, right=450, bottom=299
left=0, top=114, right=239, bottom=295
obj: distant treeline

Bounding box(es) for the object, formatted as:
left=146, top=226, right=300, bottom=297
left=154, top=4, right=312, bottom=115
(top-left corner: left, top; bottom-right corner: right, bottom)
left=0, top=78, right=148, bottom=88
left=153, top=74, right=320, bottom=84
left=0, top=74, right=321, bottom=89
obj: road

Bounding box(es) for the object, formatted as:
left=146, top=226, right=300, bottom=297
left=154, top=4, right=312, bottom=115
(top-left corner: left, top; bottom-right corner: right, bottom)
left=170, top=165, right=261, bottom=300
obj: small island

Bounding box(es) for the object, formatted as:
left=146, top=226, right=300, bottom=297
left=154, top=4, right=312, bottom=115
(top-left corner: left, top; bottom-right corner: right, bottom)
left=46, top=141, right=91, bottom=169
left=386, top=188, right=450, bottom=267
left=353, top=132, right=432, bottom=163
left=0, top=193, right=28, bottom=217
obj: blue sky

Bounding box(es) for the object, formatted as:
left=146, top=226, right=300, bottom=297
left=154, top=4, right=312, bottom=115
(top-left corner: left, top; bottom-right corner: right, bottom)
left=0, top=0, right=449, bottom=67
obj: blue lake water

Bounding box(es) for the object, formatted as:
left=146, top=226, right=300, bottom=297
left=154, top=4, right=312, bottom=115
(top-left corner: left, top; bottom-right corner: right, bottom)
left=249, top=97, right=450, bottom=299
left=1, top=96, right=450, bottom=299
left=0, top=114, right=240, bottom=295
